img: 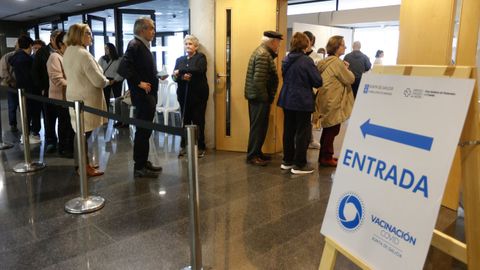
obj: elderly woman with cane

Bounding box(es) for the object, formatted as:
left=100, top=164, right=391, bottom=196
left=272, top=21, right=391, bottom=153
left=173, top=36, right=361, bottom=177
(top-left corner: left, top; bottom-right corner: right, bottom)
left=173, top=35, right=209, bottom=158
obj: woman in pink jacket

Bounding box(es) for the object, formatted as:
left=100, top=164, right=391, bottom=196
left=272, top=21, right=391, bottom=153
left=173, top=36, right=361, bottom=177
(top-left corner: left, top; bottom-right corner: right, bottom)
left=46, top=31, right=74, bottom=158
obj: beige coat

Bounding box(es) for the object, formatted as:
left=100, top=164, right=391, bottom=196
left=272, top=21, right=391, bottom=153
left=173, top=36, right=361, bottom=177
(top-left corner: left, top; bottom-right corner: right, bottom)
left=313, top=56, right=355, bottom=128
left=46, top=52, right=67, bottom=100
left=63, top=45, right=108, bottom=132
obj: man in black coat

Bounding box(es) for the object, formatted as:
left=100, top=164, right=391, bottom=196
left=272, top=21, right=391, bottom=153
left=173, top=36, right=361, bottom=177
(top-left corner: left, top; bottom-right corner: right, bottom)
left=118, top=17, right=162, bottom=178
left=32, top=30, right=61, bottom=153
left=9, top=35, right=41, bottom=144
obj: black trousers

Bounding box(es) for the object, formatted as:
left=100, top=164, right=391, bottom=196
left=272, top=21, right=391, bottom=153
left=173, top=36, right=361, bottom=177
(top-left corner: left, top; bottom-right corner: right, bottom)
left=132, top=94, right=156, bottom=170
left=179, top=100, right=207, bottom=150
left=54, top=105, right=74, bottom=153
left=103, top=81, right=123, bottom=111
left=352, top=77, right=361, bottom=98
left=7, top=90, right=18, bottom=127
left=247, top=100, right=270, bottom=160
left=26, top=99, right=42, bottom=135
left=43, top=102, right=58, bottom=145
left=283, top=109, right=311, bottom=167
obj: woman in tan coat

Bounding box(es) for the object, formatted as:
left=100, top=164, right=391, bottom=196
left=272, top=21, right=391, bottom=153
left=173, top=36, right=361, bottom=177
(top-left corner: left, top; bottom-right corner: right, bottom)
left=314, top=35, right=355, bottom=167
left=63, top=23, right=113, bottom=177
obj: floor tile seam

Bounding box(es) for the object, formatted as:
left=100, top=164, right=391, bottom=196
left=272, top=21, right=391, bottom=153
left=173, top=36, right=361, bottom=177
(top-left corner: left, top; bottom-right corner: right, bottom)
left=86, top=178, right=186, bottom=198
left=92, top=223, right=116, bottom=243
left=224, top=203, right=322, bottom=259
left=198, top=171, right=285, bottom=193
left=88, top=199, right=167, bottom=226
left=193, top=196, right=316, bottom=240
left=198, top=166, right=267, bottom=181
left=198, top=180, right=320, bottom=218
left=0, top=223, right=105, bottom=256
left=242, top=200, right=319, bottom=239
left=265, top=224, right=324, bottom=255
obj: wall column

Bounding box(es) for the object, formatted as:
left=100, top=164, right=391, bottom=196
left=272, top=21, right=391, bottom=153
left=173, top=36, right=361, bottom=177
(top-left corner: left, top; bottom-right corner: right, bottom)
left=190, top=0, right=215, bottom=149
left=397, top=0, right=456, bottom=65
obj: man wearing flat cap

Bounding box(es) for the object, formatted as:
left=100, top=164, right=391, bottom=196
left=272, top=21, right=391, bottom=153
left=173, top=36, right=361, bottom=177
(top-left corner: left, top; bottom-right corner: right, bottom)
left=244, top=30, right=282, bottom=166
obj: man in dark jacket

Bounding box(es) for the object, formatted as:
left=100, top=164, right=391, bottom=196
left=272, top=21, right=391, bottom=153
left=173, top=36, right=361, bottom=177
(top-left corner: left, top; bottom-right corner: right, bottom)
left=118, top=17, right=162, bottom=178
left=343, top=41, right=371, bottom=98
left=244, top=31, right=281, bottom=166
left=9, top=35, right=41, bottom=144
left=32, top=30, right=60, bottom=153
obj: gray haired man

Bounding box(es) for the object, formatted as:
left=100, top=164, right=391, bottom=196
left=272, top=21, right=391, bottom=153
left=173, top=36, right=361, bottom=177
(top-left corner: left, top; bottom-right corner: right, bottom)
left=118, top=17, right=163, bottom=178
left=244, top=31, right=282, bottom=166
left=344, top=41, right=371, bottom=98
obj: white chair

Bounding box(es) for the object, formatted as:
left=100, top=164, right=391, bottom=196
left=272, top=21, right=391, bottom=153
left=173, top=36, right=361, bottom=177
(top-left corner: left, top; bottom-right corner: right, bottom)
left=156, top=82, right=180, bottom=126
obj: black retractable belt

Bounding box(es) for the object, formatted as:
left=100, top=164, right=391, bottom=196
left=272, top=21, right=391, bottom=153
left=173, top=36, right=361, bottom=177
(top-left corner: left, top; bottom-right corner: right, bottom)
left=5, top=87, right=184, bottom=137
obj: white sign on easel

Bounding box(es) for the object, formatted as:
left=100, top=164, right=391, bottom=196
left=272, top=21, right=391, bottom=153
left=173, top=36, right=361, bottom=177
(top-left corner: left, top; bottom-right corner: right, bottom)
left=321, top=73, right=474, bottom=270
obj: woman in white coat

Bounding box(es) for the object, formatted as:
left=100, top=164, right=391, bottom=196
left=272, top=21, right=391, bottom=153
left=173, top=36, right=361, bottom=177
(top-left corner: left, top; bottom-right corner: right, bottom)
left=63, top=23, right=113, bottom=177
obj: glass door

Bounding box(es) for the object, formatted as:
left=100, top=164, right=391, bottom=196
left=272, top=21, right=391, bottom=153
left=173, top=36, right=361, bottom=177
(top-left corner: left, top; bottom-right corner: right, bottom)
left=87, top=15, right=107, bottom=61
left=117, top=9, right=156, bottom=55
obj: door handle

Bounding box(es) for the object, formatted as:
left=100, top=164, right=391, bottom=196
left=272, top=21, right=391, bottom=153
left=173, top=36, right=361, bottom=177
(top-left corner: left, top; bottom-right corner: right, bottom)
left=216, top=73, right=228, bottom=78
left=216, top=73, right=229, bottom=84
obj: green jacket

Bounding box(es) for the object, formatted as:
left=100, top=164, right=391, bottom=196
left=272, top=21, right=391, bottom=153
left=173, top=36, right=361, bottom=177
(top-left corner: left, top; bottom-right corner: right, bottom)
left=244, top=44, right=279, bottom=103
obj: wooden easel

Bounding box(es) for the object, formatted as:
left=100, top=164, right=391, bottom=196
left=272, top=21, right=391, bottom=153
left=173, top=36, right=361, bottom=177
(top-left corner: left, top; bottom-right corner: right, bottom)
left=318, top=65, right=480, bottom=270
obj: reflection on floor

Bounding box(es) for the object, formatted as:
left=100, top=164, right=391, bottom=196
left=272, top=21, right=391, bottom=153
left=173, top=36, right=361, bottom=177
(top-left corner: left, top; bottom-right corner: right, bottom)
left=0, top=101, right=467, bottom=270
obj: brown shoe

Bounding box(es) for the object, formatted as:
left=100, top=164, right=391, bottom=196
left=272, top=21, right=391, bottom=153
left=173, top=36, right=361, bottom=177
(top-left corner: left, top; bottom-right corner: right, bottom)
left=319, top=158, right=338, bottom=167
left=247, top=157, right=269, bottom=166
left=86, top=165, right=104, bottom=177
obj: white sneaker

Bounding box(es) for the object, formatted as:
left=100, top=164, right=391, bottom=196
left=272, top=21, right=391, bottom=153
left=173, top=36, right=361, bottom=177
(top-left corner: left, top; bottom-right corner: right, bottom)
left=29, top=134, right=41, bottom=144
left=308, top=141, right=321, bottom=149
left=291, top=165, right=315, bottom=175
left=280, top=162, right=294, bottom=170
left=21, top=134, right=41, bottom=144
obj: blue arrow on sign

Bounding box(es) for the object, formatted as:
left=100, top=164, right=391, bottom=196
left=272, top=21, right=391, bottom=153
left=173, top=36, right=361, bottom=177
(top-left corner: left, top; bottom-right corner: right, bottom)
left=360, top=119, right=433, bottom=151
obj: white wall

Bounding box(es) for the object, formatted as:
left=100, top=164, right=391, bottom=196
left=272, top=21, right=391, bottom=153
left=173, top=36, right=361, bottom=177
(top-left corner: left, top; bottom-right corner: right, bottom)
left=190, top=0, right=215, bottom=149
left=288, top=5, right=400, bottom=28
left=292, top=22, right=354, bottom=54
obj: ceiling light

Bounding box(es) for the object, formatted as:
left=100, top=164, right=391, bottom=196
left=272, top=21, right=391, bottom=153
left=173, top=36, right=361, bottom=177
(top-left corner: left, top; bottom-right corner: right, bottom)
left=75, top=3, right=85, bottom=7
left=155, top=12, right=163, bottom=15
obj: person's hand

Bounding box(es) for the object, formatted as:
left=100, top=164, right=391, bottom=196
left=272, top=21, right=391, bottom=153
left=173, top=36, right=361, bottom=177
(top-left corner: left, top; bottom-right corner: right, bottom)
left=183, top=73, right=192, bottom=81
left=138, top=81, right=152, bottom=93
left=109, top=80, right=114, bottom=86
left=173, top=70, right=180, bottom=76
left=343, top=61, right=350, bottom=68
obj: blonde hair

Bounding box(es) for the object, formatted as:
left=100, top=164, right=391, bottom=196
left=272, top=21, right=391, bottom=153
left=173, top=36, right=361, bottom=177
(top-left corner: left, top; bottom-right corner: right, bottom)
left=184, top=35, right=199, bottom=47
left=66, top=23, right=90, bottom=46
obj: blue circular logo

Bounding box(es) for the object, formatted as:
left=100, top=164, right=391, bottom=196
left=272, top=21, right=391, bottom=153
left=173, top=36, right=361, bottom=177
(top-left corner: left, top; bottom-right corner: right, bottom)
left=337, top=193, right=364, bottom=231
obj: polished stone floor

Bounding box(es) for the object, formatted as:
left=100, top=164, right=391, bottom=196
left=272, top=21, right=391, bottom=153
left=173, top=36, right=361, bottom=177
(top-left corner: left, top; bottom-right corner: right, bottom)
left=0, top=97, right=467, bottom=270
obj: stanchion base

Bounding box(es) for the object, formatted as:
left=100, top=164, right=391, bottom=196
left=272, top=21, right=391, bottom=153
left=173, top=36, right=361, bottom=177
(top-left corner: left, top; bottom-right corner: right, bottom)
left=0, top=142, right=13, bottom=150
left=13, top=162, right=46, bottom=173
left=182, top=266, right=208, bottom=270
left=65, top=196, right=105, bottom=214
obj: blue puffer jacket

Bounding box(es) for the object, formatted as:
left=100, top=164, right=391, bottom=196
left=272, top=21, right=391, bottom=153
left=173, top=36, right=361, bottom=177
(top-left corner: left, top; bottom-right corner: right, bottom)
left=277, top=52, right=322, bottom=112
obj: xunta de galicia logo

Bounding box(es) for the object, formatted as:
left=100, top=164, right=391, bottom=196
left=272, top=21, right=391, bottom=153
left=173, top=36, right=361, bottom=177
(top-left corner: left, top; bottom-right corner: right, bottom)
left=336, top=193, right=365, bottom=231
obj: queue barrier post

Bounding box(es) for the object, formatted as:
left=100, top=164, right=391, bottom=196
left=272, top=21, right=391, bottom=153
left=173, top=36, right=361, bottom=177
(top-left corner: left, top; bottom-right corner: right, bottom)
left=64, top=100, right=105, bottom=214
left=13, top=88, right=46, bottom=173
left=182, top=125, right=203, bottom=270
left=0, top=92, right=13, bottom=150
